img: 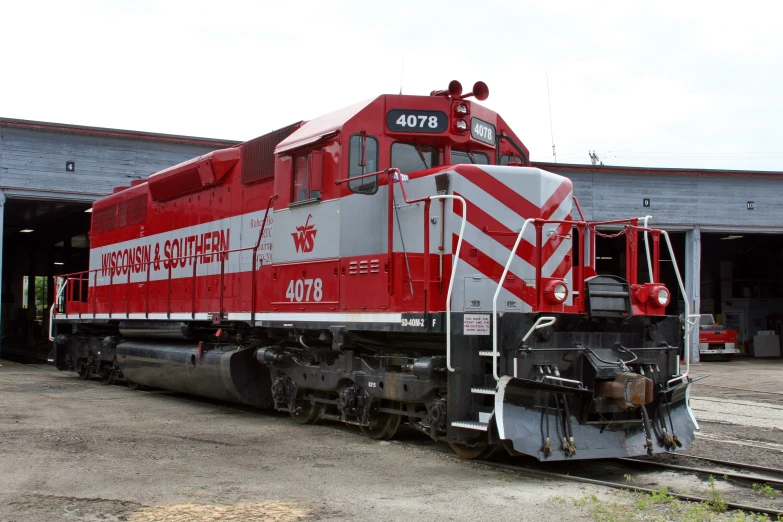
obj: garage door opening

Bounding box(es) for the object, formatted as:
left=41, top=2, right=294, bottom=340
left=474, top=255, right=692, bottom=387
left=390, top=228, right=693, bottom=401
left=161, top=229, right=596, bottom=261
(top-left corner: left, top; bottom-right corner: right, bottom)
left=1, top=198, right=91, bottom=361
left=701, top=232, right=783, bottom=358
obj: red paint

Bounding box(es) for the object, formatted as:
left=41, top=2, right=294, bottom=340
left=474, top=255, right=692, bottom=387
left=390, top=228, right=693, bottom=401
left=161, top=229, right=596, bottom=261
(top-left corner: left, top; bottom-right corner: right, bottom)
left=55, top=86, right=672, bottom=322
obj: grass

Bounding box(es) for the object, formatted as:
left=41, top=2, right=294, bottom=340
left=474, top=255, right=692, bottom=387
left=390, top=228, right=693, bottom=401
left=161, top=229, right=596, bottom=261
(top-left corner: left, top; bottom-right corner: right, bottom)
left=752, top=483, right=779, bottom=498
left=549, top=488, right=783, bottom=522
left=707, top=475, right=728, bottom=513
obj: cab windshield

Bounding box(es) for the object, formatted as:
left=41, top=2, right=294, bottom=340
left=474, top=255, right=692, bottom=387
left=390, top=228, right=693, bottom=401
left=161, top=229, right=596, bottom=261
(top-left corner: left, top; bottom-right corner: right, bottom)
left=391, top=142, right=439, bottom=174
left=451, top=150, right=489, bottom=165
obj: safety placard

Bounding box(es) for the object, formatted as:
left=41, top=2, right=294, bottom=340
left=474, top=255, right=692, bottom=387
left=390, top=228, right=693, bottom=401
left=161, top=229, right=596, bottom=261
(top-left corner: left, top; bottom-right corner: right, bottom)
left=464, top=314, right=490, bottom=335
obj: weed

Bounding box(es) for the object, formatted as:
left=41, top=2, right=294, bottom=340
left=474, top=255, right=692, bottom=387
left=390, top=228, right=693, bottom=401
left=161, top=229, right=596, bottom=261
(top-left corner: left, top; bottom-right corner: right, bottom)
left=623, top=473, right=634, bottom=483
left=572, top=494, right=599, bottom=507
left=752, top=483, right=778, bottom=497
left=650, top=487, right=674, bottom=504
left=499, top=474, right=512, bottom=483
left=707, top=475, right=728, bottom=513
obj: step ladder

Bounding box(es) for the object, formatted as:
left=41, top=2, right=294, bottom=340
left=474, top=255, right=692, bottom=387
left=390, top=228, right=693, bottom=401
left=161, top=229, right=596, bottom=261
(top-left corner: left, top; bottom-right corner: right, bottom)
left=450, top=350, right=499, bottom=431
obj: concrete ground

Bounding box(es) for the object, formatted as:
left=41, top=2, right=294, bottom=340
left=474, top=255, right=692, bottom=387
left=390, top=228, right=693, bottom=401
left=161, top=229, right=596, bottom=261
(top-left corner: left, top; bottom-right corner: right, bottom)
left=0, top=356, right=780, bottom=521
left=686, top=357, right=783, bottom=468
left=0, top=361, right=602, bottom=522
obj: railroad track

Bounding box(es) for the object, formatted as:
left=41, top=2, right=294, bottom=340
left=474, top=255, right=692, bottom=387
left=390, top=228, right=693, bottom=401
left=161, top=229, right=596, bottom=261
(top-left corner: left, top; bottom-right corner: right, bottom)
left=680, top=454, right=783, bottom=477
left=474, top=457, right=783, bottom=518
left=620, top=457, right=783, bottom=488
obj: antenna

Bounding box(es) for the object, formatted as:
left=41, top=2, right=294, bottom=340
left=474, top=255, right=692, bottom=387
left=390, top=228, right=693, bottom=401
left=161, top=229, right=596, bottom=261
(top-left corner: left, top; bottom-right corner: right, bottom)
left=546, top=70, right=556, bottom=163
left=589, top=150, right=605, bottom=166
left=399, top=59, right=404, bottom=95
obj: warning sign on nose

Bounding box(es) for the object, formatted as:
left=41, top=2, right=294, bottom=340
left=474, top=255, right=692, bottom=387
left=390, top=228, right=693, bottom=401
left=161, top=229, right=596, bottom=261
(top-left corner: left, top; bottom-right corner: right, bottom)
left=464, top=314, right=490, bottom=335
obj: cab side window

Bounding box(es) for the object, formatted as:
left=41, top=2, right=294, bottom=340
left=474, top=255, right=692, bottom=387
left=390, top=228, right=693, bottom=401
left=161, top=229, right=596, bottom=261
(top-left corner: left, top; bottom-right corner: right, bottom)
left=292, top=152, right=323, bottom=203
left=293, top=154, right=310, bottom=202
left=349, top=134, right=379, bottom=194
left=391, top=142, right=439, bottom=174
left=500, top=154, right=524, bottom=166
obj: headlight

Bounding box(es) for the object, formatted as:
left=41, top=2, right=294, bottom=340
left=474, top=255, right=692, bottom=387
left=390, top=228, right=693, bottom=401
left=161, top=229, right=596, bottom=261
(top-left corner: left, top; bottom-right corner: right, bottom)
left=455, top=103, right=468, bottom=114
left=656, top=287, right=670, bottom=306
left=543, top=279, right=568, bottom=303
left=456, top=119, right=468, bottom=130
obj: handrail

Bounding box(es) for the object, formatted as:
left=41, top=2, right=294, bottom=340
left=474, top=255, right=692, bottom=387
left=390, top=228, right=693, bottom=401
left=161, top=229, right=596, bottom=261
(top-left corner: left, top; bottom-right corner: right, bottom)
left=522, top=316, right=557, bottom=343
left=429, top=195, right=466, bottom=373
left=640, top=215, right=654, bottom=283
left=49, top=279, right=68, bottom=341
left=53, top=243, right=261, bottom=317
left=660, top=230, right=699, bottom=386
left=492, top=217, right=536, bottom=381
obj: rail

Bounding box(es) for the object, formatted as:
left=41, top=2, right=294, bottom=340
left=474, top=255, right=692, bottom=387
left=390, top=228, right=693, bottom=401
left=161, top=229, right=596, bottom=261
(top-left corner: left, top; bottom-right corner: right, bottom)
left=640, top=215, right=653, bottom=283
left=430, top=195, right=467, bottom=373
left=657, top=229, right=698, bottom=386
left=492, top=218, right=535, bottom=381
left=48, top=280, right=69, bottom=341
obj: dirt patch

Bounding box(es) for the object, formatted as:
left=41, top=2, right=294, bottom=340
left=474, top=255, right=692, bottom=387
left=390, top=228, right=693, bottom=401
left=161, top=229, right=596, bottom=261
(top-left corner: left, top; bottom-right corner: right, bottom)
left=127, top=501, right=310, bottom=522
left=2, top=493, right=140, bottom=521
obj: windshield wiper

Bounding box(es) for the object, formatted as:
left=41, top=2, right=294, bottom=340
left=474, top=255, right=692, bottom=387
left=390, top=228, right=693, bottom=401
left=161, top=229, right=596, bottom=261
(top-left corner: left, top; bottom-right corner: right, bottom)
left=414, top=142, right=429, bottom=170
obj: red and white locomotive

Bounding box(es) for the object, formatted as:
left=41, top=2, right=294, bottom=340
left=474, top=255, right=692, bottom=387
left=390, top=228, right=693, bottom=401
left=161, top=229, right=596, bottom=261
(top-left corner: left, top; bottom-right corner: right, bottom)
left=52, top=80, right=699, bottom=460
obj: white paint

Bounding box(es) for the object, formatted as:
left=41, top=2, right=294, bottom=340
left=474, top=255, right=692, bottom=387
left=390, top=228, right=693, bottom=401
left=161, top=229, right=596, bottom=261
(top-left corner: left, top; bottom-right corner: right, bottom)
left=464, top=313, right=490, bottom=335
left=88, top=208, right=274, bottom=287
left=227, top=312, right=402, bottom=323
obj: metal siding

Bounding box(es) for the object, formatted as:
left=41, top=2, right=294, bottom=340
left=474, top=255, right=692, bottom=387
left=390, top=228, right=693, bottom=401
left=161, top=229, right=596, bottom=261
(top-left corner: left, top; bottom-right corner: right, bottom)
left=544, top=166, right=783, bottom=230
left=0, top=127, right=221, bottom=198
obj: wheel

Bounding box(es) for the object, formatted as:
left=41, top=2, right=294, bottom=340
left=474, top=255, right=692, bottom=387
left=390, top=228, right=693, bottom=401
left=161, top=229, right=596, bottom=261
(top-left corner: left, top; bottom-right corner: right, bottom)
left=449, top=441, right=500, bottom=460
left=290, top=401, right=324, bottom=424
left=127, top=379, right=144, bottom=391
left=101, top=368, right=116, bottom=385
left=360, top=403, right=402, bottom=440
left=77, top=363, right=91, bottom=380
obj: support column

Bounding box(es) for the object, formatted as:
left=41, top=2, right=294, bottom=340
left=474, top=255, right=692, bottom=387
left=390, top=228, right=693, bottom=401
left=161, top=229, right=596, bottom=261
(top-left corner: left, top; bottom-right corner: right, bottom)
left=0, top=190, right=5, bottom=358
left=684, top=226, right=701, bottom=363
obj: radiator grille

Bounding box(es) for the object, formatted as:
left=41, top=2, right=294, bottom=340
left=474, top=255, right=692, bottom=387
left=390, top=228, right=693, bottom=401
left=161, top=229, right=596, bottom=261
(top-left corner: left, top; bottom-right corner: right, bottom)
left=92, top=193, right=147, bottom=234
left=241, top=122, right=302, bottom=185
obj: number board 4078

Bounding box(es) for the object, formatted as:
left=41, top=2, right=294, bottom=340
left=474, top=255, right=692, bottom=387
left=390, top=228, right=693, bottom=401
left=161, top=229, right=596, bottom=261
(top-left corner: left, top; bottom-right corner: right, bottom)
left=386, top=109, right=448, bottom=134
left=470, top=117, right=496, bottom=146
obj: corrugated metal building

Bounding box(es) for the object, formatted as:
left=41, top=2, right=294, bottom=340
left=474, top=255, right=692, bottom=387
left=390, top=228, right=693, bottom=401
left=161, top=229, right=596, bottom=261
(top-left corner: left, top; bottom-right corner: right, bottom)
left=0, top=117, right=238, bottom=359
left=1, top=116, right=780, bottom=362
left=538, top=162, right=783, bottom=361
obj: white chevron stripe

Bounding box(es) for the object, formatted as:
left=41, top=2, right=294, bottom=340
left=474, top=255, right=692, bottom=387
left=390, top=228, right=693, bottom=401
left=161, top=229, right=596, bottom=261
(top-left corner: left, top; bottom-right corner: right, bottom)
left=542, top=231, right=573, bottom=278
left=454, top=176, right=538, bottom=244
left=459, top=218, right=536, bottom=279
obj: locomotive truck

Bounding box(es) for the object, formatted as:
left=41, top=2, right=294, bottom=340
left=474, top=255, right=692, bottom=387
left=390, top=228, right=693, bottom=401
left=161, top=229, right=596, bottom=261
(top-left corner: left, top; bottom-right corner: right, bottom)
left=51, top=80, right=700, bottom=460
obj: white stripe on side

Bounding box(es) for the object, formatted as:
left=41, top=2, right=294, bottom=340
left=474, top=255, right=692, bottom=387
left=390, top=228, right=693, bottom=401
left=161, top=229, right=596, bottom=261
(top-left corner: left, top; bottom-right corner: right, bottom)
left=227, top=312, right=403, bottom=323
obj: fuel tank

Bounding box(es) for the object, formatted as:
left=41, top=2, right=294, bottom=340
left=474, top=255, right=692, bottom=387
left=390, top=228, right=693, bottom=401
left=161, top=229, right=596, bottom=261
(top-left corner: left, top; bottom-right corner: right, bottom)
left=116, top=341, right=273, bottom=408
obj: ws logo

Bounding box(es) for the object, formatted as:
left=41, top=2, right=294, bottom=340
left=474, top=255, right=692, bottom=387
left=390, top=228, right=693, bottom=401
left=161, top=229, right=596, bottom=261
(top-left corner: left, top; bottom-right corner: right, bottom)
left=291, top=214, right=317, bottom=253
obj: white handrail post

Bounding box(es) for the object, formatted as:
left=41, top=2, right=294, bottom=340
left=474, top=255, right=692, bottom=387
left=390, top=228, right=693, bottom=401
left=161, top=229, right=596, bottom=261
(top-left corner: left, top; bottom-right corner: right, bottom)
left=640, top=215, right=654, bottom=283
left=522, top=316, right=557, bottom=343
left=49, top=277, right=69, bottom=342
left=492, top=218, right=535, bottom=381
left=430, top=194, right=467, bottom=373
left=661, top=230, right=699, bottom=386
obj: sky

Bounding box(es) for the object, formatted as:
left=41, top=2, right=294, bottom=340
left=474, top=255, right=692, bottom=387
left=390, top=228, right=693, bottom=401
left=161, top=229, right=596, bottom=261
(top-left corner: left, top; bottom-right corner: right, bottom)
left=1, top=0, right=782, bottom=170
